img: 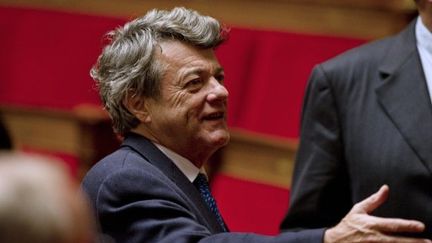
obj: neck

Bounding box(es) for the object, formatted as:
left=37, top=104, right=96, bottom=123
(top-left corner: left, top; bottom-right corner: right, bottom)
left=131, top=126, right=212, bottom=168
left=184, top=149, right=212, bottom=168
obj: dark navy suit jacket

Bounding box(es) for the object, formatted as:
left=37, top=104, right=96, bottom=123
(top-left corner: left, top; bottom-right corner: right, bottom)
left=82, top=132, right=324, bottom=242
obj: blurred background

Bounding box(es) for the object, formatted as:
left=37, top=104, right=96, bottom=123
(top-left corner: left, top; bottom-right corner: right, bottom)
left=0, top=0, right=417, bottom=235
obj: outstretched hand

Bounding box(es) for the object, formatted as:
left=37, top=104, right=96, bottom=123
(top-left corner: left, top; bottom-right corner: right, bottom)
left=324, top=185, right=431, bottom=243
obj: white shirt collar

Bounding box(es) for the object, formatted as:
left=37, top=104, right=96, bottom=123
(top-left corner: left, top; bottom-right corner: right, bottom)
left=416, top=17, right=432, bottom=55
left=153, top=142, right=206, bottom=182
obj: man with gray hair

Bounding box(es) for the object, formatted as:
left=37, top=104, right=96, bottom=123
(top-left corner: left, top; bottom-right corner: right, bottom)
left=82, top=7, right=431, bottom=243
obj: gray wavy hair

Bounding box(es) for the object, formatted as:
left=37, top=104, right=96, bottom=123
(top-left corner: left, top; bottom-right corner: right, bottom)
left=91, top=7, right=228, bottom=135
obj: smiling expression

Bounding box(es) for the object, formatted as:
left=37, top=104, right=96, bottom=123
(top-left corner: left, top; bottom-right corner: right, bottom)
left=137, top=40, right=230, bottom=166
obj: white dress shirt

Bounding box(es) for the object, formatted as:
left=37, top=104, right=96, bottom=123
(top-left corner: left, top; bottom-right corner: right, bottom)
left=416, top=17, right=432, bottom=103
left=153, top=142, right=207, bottom=182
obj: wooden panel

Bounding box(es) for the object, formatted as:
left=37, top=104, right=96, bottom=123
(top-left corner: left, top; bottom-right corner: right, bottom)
left=1, top=107, right=80, bottom=154
left=221, top=128, right=297, bottom=188
left=0, top=105, right=120, bottom=179
left=0, top=0, right=417, bottom=39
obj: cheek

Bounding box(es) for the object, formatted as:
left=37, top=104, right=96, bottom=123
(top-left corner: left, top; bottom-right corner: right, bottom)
left=167, top=89, right=188, bottom=109
left=184, top=96, right=207, bottom=117
left=165, top=90, right=208, bottom=122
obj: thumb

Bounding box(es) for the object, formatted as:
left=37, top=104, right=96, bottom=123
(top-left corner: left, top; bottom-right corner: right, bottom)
left=352, top=185, right=389, bottom=214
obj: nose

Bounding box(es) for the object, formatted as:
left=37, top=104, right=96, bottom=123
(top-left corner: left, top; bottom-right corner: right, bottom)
left=207, top=78, right=229, bottom=103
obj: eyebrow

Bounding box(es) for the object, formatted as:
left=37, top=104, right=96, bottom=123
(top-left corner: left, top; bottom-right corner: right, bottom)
left=183, top=66, right=225, bottom=77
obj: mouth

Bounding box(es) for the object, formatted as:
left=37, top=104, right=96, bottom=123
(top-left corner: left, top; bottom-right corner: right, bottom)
left=202, top=112, right=225, bottom=121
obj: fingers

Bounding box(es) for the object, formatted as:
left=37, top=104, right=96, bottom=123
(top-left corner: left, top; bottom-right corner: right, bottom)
left=367, top=216, right=425, bottom=233
left=352, top=185, right=425, bottom=233
left=352, top=185, right=389, bottom=214
left=376, top=235, right=432, bottom=243
left=326, top=185, right=430, bottom=243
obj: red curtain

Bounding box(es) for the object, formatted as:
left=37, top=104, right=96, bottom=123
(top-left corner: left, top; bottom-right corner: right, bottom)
left=0, top=6, right=123, bottom=109
left=219, top=28, right=366, bottom=138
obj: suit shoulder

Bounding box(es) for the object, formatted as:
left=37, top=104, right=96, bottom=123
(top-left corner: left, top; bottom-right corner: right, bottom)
left=81, top=147, right=156, bottom=195
left=86, top=147, right=146, bottom=173
left=320, top=35, right=396, bottom=71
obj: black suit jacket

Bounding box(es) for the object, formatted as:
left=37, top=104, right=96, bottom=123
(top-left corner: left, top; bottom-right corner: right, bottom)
left=281, top=18, right=432, bottom=238
left=82, top=133, right=324, bottom=243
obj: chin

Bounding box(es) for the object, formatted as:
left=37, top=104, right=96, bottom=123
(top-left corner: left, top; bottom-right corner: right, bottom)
left=211, top=131, right=230, bottom=148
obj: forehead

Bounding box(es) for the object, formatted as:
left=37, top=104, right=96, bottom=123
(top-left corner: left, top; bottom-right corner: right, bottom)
left=157, top=41, right=221, bottom=72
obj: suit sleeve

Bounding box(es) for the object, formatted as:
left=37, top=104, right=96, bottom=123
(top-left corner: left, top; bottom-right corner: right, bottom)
left=280, top=65, right=352, bottom=231
left=94, top=166, right=325, bottom=243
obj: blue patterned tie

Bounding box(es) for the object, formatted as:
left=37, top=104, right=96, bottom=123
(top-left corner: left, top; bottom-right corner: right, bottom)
left=193, top=173, right=227, bottom=232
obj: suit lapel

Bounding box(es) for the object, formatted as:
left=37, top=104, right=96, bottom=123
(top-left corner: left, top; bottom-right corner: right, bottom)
left=376, top=19, right=432, bottom=174
left=121, top=133, right=225, bottom=232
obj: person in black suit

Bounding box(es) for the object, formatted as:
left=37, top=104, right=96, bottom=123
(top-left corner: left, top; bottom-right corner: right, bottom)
left=82, top=7, right=431, bottom=243
left=281, top=0, right=432, bottom=240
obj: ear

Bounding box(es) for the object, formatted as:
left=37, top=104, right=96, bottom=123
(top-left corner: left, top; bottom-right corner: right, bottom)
left=123, top=93, right=152, bottom=123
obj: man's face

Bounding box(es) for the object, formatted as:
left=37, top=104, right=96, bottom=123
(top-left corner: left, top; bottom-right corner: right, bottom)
left=144, top=40, right=230, bottom=165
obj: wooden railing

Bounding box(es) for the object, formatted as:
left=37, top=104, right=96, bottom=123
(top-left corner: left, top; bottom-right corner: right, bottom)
left=0, top=105, right=120, bottom=179
left=221, top=128, right=298, bottom=188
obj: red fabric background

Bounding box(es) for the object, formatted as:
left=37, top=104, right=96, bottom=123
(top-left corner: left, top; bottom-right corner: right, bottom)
left=219, top=28, right=366, bottom=138
left=0, top=6, right=367, bottom=235
left=212, top=174, right=290, bottom=235
left=0, top=6, right=123, bottom=109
